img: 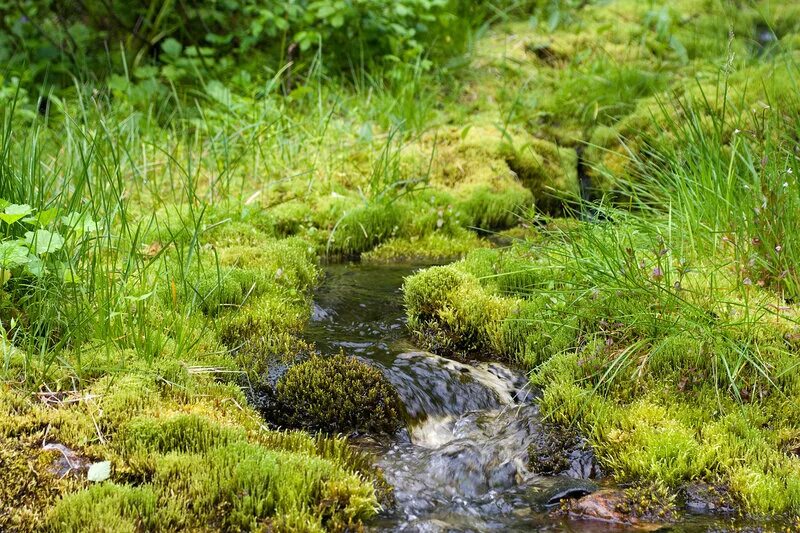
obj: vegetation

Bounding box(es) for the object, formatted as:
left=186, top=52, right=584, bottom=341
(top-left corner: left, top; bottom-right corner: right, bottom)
left=2, top=0, right=800, bottom=529
left=274, top=354, right=404, bottom=435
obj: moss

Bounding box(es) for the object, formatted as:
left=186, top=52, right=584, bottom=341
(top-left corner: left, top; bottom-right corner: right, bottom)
left=400, top=123, right=576, bottom=213
left=586, top=59, right=800, bottom=194
left=403, top=264, right=473, bottom=321
left=619, top=480, right=679, bottom=522
left=219, top=292, right=309, bottom=360
left=274, top=355, right=403, bottom=435
left=268, top=200, right=315, bottom=236
left=5, top=0, right=800, bottom=528
left=2, top=367, right=383, bottom=531
left=48, top=484, right=164, bottom=533
left=361, top=228, right=488, bottom=264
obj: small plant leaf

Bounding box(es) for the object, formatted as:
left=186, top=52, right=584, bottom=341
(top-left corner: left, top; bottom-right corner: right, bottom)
left=26, top=256, right=45, bottom=277
left=24, top=207, right=60, bottom=227
left=61, top=213, right=99, bottom=234
left=87, top=460, right=111, bottom=482
left=25, top=230, right=65, bottom=255
left=0, top=241, right=30, bottom=268
left=161, top=37, right=183, bottom=58
left=0, top=204, right=33, bottom=225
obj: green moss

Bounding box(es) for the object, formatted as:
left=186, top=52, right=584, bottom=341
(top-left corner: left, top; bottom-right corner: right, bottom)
left=403, top=264, right=473, bottom=321
left=48, top=484, right=164, bottom=533
left=268, top=200, right=315, bottom=236
left=326, top=200, right=406, bottom=256
left=219, top=292, right=309, bottom=357
left=362, top=228, right=488, bottom=263
left=586, top=59, right=800, bottom=193
left=275, top=355, right=403, bottom=435
left=619, top=480, right=679, bottom=522
left=2, top=366, right=382, bottom=531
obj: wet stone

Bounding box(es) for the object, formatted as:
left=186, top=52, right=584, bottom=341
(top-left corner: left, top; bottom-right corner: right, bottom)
left=529, top=477, right=599, bottom=508
left=43, top=442, right=89, bottom=477
left=682, top=482, right=735, bottom=514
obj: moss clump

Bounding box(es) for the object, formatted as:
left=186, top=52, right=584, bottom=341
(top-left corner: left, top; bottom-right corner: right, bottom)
left=1, top=348, right=383, bottom=532
left=362, top=229, right=488, bottom=264
left=619, top=481, right=679, bottom=523
left=48, top=484, right=165, bottom=533
left=275, top=355, right=403, bottom=435
left=402, top=124, right=576, bottom=215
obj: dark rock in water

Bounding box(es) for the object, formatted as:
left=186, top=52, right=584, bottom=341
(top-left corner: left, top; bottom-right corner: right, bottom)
left=243, top=355, right=297, bottom=416
left=529, top=476, right=599, bottom=508
left=565, top=444, right=601, bottom=479
left=681, top=482, right=735, bottom=514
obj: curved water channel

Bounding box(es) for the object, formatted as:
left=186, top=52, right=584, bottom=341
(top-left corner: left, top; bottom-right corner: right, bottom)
left=303, top=263, right=767, bottom=532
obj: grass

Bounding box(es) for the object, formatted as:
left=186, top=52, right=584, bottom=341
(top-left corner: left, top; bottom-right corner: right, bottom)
left=3, top=0, right=800, bottom=529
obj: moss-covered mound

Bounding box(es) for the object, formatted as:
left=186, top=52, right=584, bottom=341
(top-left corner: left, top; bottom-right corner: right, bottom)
left=1, top=367, right=381, bottom=532
left=274, top=355, right=404, bottom=436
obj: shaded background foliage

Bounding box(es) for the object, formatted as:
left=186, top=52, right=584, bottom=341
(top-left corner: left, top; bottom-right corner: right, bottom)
left=0, top=0, right=590, bottom=92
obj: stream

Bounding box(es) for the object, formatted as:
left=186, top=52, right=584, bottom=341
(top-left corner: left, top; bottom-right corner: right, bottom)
left=303, top=263, right=763, bottom=532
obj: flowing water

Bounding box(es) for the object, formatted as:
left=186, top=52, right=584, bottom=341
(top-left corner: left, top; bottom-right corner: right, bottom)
left=303, top=263, right=765, bottom=532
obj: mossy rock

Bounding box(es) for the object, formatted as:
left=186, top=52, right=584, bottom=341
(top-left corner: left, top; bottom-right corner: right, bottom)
left=0, top=437, right=83, bottom=531
left=274, top=355, right=403, bottom=435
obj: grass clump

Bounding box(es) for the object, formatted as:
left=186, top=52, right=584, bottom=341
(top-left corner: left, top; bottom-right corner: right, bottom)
left=274, top=355, right=404, bottom=435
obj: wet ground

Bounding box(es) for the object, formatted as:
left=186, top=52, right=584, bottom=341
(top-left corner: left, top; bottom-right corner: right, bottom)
left=304, top=263, right=778, bottom=532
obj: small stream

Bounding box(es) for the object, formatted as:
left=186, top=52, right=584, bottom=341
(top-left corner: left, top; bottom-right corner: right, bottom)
left=303, top=263, right=753, bottom=532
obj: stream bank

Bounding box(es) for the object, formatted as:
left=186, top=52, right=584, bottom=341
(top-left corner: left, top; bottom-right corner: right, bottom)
left=303, top=262, right=765, bottom=532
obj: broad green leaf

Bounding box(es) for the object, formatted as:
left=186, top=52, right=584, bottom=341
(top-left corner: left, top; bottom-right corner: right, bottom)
left=161, top=38, right=183, bottom=59
left=0, top=198, right=9, bottom=211
left=0, top=241, right=29, bottom=268
left=87, top=461, right=111, bottom=482
left=26, top=256, right=45, bottom=277
left=24, top=207, right=59, bottom=227
left=25, top=230, right=64, bottom=255
left=61, top=212, right=99, bottom=234
left=0, top=204, right=33, bottom=225
left=133, top=65, right=159, bottom=79
left=58, top=259, right=81, bottom=284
